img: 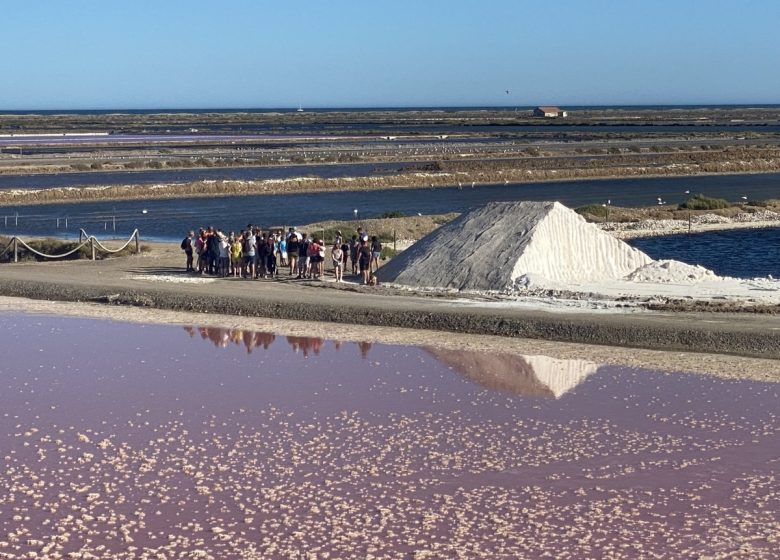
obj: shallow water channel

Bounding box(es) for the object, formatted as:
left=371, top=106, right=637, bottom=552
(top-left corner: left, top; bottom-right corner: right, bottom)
left=1, top=313, right=778, bottom=558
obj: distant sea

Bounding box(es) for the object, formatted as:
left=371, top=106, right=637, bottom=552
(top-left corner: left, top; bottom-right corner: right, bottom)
left=2, top=104, right=780, bottom=115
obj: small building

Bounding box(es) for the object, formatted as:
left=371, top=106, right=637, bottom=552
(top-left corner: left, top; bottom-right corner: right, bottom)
left=533, top=106, right=567, bottom=118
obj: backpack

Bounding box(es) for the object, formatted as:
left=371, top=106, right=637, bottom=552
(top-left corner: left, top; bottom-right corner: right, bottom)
left=180, top=238, right=189, bottom=251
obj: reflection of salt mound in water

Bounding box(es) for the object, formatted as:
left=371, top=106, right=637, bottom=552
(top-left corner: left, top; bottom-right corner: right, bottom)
left=625, top=259, right=718, bottom=284
left=377, top=201, right=652, bottom=290
left=425, top=348, right=598, bottom=398
left=522, top=355, right=600, bottom=399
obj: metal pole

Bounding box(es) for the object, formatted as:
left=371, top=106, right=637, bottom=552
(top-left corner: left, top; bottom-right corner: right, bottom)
left=14, top=212, right=18, bottom=227
left=13, top=238, right=18, bottom=263
left=688, top=212, right=691, bottom=235
left=135, top=230, right=139, bottom=254
left=91, top=238, right=96, bottom=261
left=393, top=229, right=396, bottom=252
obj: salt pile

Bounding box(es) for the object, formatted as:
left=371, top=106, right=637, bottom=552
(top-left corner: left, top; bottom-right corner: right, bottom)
left=626, top=260, right=718, bottom=284
left=377, top=201, right=653, bottom=291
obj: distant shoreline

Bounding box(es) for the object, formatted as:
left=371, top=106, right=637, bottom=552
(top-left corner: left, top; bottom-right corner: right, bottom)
left=3, top=103, right=780, bottom=115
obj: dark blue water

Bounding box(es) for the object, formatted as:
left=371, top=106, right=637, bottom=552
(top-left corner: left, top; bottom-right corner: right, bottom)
left=1, top=173, right=779, bottom=242
left=628, top=227, right=780, bottom=278
left=2, top=173, right=779, bottom=279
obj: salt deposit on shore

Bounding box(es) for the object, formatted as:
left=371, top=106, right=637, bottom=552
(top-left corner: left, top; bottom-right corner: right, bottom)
left=603, top=210, right=780, bottom=239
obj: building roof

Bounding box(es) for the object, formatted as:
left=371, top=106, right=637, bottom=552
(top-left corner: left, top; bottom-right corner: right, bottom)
left=536, top=106, right=563, bottom=112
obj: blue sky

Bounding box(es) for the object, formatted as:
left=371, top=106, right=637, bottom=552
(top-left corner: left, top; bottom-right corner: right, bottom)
left=1, top=0, right=779, bottom=109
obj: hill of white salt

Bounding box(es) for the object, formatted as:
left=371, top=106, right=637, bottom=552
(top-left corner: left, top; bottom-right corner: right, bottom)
left=377, top=201, right=653, bottom=291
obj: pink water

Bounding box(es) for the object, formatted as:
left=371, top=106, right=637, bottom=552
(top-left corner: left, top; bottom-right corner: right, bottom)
left=0, top=314, right=778, bottom=559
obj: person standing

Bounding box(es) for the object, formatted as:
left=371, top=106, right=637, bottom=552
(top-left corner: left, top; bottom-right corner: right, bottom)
left=230, top=234, right=242, bottom=277
left=218, top=232, right=230, bottom=277
left=287, top=229, right=300, bottom=276
left=242, top=231, right=256, bottom=279
left=205, top=227, right=219, bottom=275
left=298, top=233, right=310, bottom=279
left=331, top=243, right=344, bottom=282
left=370, top=235, right=382, bottom=273
left=359, top=238, right=372, bottom=285
left=349, top=235, right=359, bottom=276
left=181, top=231, right=194, bottom=272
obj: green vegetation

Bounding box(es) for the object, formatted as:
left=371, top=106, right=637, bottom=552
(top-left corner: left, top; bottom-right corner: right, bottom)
left=379, top=211, right=405, bottom=218
left=380, top=246, right=398, bottom=260
left=574, top=204, right=609, bottom=219
left=678, top=194, right=731, bottom=210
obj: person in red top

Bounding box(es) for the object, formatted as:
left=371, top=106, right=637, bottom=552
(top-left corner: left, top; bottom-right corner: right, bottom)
left=308, top=238, right=321, bottom=279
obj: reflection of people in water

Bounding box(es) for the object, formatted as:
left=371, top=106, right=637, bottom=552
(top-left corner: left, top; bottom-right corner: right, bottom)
left=286, top=335, right=325, bottom=357
left=357, top=341, right=372, bottom=359
left=182, top=325, right=371, bottom=358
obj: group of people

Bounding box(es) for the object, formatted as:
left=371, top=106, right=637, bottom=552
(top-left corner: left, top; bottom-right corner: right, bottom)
left=181, top=225, right=383, bottom=285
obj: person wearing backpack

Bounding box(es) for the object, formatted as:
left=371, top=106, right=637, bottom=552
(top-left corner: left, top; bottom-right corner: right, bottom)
left=181, top=231, right=194, bottom=272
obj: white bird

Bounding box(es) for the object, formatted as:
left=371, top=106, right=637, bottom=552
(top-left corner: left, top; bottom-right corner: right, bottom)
left=417, top=212, right=422, bottom=216
left=684, top=190, right=690, bottom=194
left=741, top=196, right=748, bottom=200
left=141, top=209, right=148, bottom=214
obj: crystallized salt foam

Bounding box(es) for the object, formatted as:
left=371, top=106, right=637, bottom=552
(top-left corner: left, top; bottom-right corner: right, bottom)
left=376, top=201, right=653, bottom=291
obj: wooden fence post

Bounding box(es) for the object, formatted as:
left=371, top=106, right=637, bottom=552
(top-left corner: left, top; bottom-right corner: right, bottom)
left=135, top=231, right=140, bottom=254
left=90, top=238, right=96, bottom=261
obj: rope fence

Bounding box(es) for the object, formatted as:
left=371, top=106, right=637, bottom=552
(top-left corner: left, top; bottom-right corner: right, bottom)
left=0, top=229, right=140, bottom=263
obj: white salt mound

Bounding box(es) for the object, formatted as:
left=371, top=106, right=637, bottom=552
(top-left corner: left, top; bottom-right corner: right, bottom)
left=625, top=260, right=718, bottom=284
left=377, top=201, right=653, bottom=291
